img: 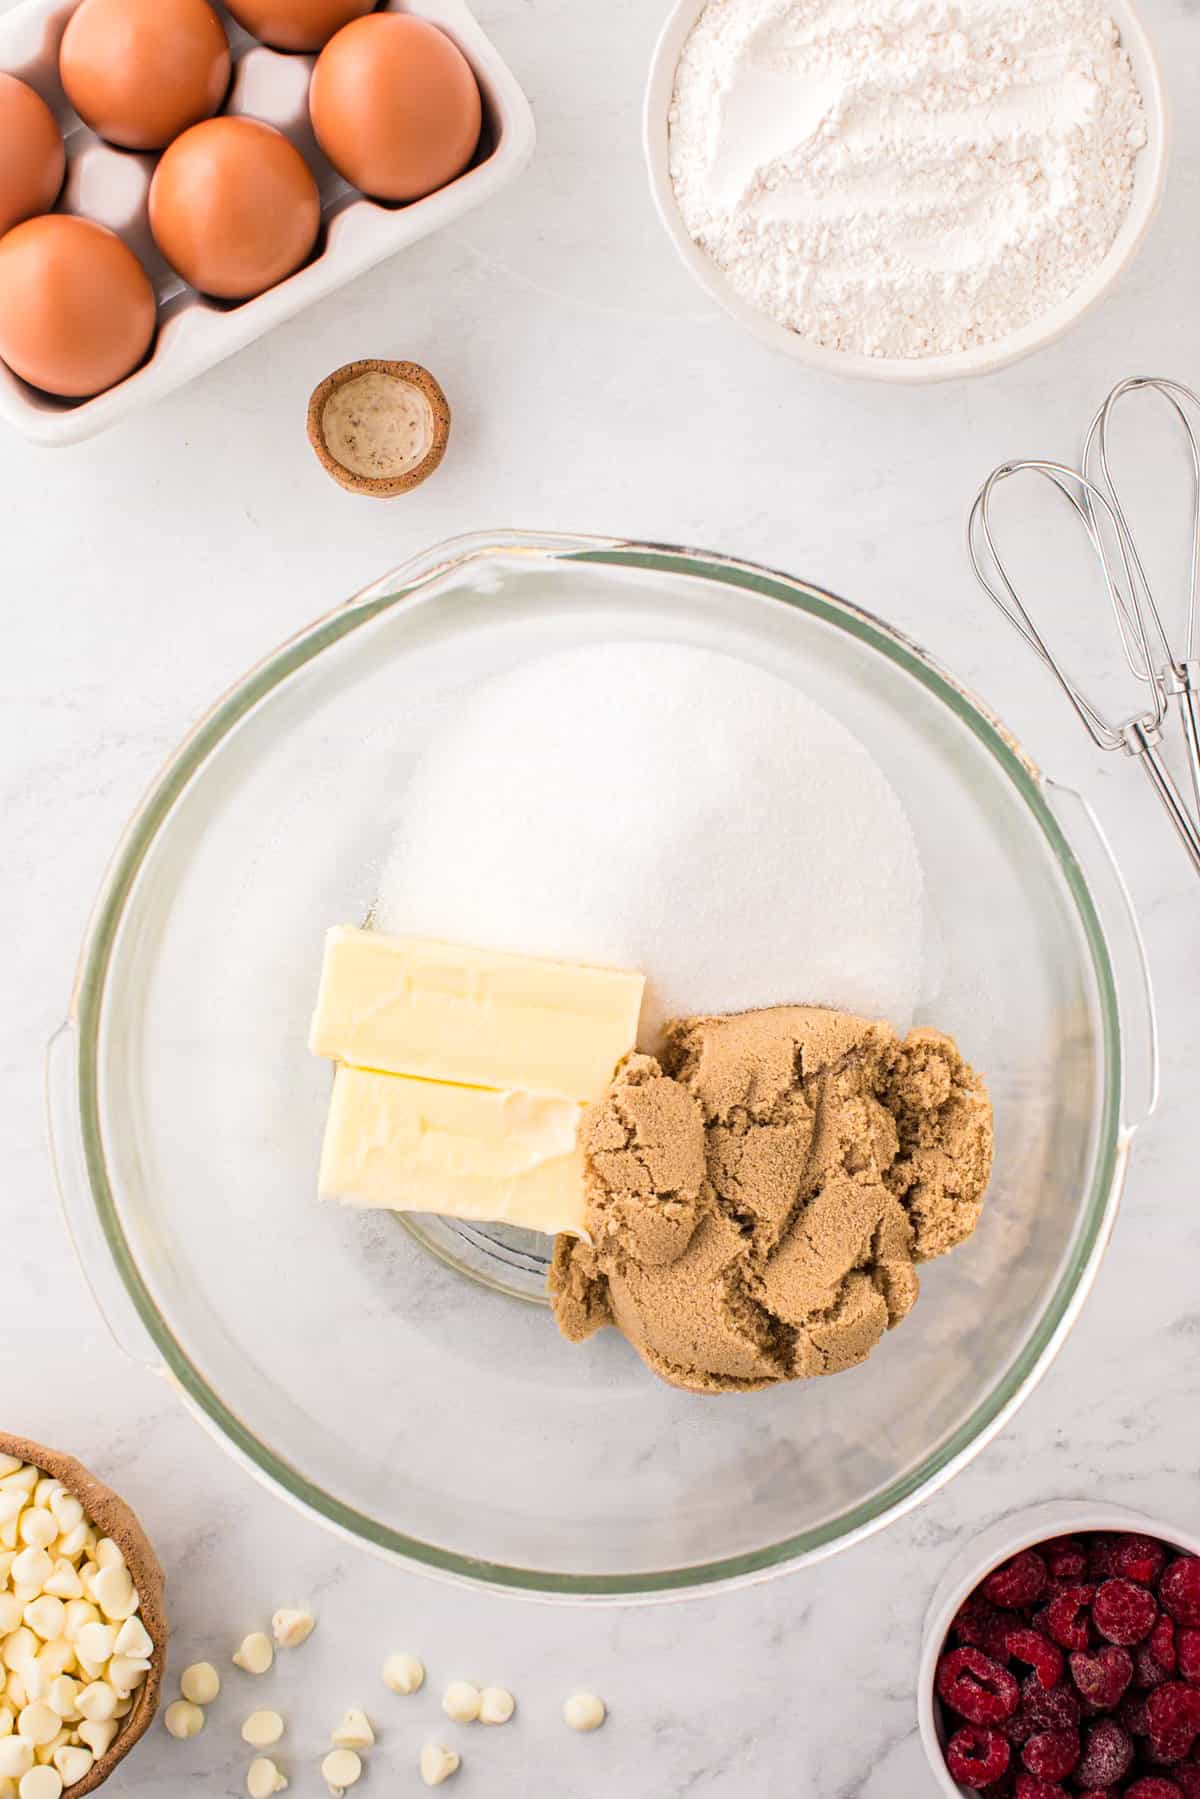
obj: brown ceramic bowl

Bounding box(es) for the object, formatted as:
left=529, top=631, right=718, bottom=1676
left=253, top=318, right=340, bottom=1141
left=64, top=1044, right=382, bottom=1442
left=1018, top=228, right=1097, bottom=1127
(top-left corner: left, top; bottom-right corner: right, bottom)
left=306, top=358, right=450, bottom=496
left=0, top=1434, right=167, bottom=1796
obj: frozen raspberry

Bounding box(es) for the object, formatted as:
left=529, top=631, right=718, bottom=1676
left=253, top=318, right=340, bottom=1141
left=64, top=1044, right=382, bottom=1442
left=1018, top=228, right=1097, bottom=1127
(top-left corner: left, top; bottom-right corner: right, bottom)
left=1147, top=1683, right=1200, bottom=1763
left=1075, top=1718, right=1134, bottom=1787
left=1071, top=1647, right=1134, bottom=1711
left=1119, top=1690, right=1152, bottom=1736
left=1150, top=1619, right=1181, bottom=1676
left=1177, top=1629, right=1200, bottom=1683
left=1043, top=1537, right=1088, bottom=1582
left=1074, top=1790, right=1120, bottom=1799
left=1013, top=1778, right=1069, bottom=1799
left=1172, top=1767, right=1200, bottom=1799
left=985, top=1551, right=1049, bottom=1610
left=1021, top=1728, right=1080, bottom=1781
left=1117, top=1537, right=1170, bottom=1586
left=1126, top=1781, right=1186, bottom=1799
left=946, top=1725, right=1012, bottom=1788
left=957, top=1593, right=1020, bottom=1658
left=1162, top=1562, right=1200, bottom=1628
left=1094, top=1578, right=1159, bottom=1646
left=1088, top=1535, right=1123, bottom=1580
left=1005, top=1628, right=1064, bottom=1691
left=939, top=1647, right=1022, bottom=1724
left=1005, top=1675, right=1081, bottom=1745
left=1047, top=1585, right=1096, bottom=1651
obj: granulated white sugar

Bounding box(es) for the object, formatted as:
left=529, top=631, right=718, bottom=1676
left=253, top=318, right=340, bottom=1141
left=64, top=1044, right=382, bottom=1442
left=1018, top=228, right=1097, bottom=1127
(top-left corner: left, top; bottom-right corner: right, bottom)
left=375, top=642, right=923, bottom=1041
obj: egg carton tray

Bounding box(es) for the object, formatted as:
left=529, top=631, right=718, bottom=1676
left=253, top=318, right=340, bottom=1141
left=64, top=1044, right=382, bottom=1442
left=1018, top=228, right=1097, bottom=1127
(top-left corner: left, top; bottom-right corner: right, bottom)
left=0, top=0, right=535, bottom=447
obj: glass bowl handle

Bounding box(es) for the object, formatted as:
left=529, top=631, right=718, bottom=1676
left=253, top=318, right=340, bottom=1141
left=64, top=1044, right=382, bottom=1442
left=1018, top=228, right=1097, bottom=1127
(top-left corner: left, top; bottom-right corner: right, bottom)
left=46, top=1021, right=164, bottom=1373
left=1045, top=779, right=1159, bottom=1134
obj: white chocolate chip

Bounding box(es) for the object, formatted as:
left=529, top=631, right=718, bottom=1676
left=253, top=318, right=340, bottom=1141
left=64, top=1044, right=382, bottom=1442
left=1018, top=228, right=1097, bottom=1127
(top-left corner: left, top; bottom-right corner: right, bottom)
left=61, top=1604, right=97, bottom=1646
left=478, top=1687, right=514, bottom=1726
left=330, top=1711, right=373, bottom=1751
left=92, top=1543, right=123, bottom=1574
left=15, top=1705, right=59, bottom=1749
left=22, top=1602, right=64, bottom=1647
left=17, top=1768, right=60, bottom=1799
left=0, top=1472, right=36, bottom=1496
left=30, top=1484, right=58, bottom=1512
left=0, top=1708, right=11, bottom=1738
left=50, top=1746, right=90, bottom=1787
left=72, top=1626, right=113, bottom=1669
left=320, top=1749, right=360, bottom=1796
left=51, top=1530, right=85, bottom=1567
left=180, top=1664, right=220, bottom=1706
left=270, top=1612, right=314, bottom=1651
left=90, top=1570, right=135, bottom=1624
left=0, top=1746, right=32, bottom=1782
left=440, top=1682, right=480, bottom=1725
left=16, top=1518, right=55, bottom=1556
left=232, top=1634, right=273, bottom=1677
left=46, top=1498, right=81, bottom=1540
left=40, top=1569, right=80, bottom=1607
left=246, top=1757, right=288, bottom=1799
left=0, top=1599, right=20, bottom=1636
left=0, top=1498, right=25, bottom=1529
left=0, top=1459, right=23, bottom=1481
left=74, top=1685, right=116, bottom=1726
left=164, top=1701, right=204, bottom=1741
left=562, top=1692, right=606, bottom=1732
left=381, top=1654, right=423, bottom=1696
left=241, top=1712, right=284, bottom=1750
left=418, top=1743, right=459, bottom=1788
left=106, top=1656, right=149, bottom=1697
left=75, top=1720, right=117, bottom=1758
left=112, top=1619, right=151, bottom=1661
left=43, top=1681, right=77, bottom=1724
left=10, top=1554, right=52, bottom=1594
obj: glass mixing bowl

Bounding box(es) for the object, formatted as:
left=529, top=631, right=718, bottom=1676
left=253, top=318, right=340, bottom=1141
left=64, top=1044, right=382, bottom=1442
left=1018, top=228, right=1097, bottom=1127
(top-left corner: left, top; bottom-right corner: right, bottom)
left=48, top=533, right=1156, bottom=1599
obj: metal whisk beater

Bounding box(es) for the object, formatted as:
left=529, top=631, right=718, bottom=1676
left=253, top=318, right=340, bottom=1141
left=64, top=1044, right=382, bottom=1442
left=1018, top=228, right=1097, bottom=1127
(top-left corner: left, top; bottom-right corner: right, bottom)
left=968, top=425, right=1200, bottom=879
left=1082, top=376, right=1200, bottom=817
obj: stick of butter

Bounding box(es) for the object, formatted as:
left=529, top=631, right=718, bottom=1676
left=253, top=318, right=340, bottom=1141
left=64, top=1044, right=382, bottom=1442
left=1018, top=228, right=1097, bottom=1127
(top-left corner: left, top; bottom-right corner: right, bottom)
left=310, top=929, right=644, bottom=1103
left=318, top=1065, right=587, bottom=1234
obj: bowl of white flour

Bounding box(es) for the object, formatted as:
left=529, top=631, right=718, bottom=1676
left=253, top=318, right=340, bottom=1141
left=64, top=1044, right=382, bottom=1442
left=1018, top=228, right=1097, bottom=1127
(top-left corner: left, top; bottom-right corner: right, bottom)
left=645, top=0, right=1168, bottom=381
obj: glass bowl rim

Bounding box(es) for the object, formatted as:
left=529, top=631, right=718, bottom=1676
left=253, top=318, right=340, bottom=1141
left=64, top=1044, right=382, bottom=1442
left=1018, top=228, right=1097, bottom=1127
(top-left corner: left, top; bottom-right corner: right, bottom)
left=63, top=530, right=1124, bottom=1600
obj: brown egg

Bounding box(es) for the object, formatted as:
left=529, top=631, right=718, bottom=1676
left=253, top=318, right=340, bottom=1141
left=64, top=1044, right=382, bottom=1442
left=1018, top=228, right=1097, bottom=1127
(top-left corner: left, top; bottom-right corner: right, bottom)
left=223, top=0, right=375, bottom=53
left=149, top=117, right=320, bottom=301
left=59, top=0, right=230, bottom=151
left=0, top=215, right=155, bottom=398
left=309, top=14, right=482, bottom=204
left=0, top=75, right=65, bottom=240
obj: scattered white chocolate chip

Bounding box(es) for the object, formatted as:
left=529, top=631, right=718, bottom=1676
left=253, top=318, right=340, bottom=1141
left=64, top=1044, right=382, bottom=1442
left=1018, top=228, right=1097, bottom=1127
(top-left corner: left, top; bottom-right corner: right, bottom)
left=242, top=1711, right=284, bottom=1750
left=247, top=1757, right=288, bottom=1799
left=330, top=1711, right=374, bottom=1751
left=180, top=1663, right=220, bottom=1706
left=478, top=1687, right=514, bottom=1726
left=381, top=1654, right=423, bottom=1696
left=563, top=1692, right=606, bottom=1732
left=164, top=1700, right=205, bottom=1740
left=233, top=1634, right=274, bottom=1677
left=321, top=1748, right=361, bottom=1796
left=441, top=1682, right=480, bottom=1725
left=270, top=1612, right=314, bottom=1650
left=17, top=1767, right=60, bottom=1799
left=418, top=1743, right=459, bottom=1788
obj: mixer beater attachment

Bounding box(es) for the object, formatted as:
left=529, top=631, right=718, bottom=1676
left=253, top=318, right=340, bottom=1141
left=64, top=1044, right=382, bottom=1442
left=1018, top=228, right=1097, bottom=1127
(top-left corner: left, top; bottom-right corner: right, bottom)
left=969, top=381, right=1200, bottom=878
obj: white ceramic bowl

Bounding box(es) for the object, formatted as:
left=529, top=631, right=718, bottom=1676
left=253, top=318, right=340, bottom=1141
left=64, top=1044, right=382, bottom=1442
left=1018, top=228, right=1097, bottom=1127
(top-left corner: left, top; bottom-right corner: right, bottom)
left=918, top=1500, right=1200, bottom=1796
left=644, top=0, right=1171, bottom=384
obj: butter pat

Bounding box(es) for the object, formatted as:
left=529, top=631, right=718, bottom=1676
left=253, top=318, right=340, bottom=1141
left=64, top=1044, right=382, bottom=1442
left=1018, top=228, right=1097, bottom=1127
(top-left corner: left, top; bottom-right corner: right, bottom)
left=310, top=930, right=643, bottom=1103
left=319, top=1066, right=587, bottom=1235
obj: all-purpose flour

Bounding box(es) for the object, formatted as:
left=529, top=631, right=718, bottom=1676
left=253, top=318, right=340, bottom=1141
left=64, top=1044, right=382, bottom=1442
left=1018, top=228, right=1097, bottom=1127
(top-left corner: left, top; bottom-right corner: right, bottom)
left=668, top=0, right=1148, bottom=358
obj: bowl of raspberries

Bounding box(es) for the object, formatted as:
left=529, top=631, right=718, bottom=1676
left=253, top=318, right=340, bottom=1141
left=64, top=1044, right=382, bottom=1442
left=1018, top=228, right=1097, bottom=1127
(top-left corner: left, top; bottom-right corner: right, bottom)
left=920, top=1504, right=1200, bottom=1799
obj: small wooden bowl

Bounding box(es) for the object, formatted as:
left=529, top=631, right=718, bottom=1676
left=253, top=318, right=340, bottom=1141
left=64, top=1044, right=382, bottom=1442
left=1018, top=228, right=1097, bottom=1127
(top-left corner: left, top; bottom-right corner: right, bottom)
left=306, top=358, right=451, bottom=497
left=0, top=1435, right=167, bottom=1797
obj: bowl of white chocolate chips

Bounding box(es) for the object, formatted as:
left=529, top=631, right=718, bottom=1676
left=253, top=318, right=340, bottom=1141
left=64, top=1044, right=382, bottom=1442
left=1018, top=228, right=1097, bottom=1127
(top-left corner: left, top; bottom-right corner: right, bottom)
left=0, top=1436, right=165, bottom=1799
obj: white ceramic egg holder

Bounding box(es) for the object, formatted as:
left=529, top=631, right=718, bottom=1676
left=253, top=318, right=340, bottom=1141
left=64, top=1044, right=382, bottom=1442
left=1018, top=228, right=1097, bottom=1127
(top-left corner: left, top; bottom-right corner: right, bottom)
left=0, top=0, right=535, bottom=445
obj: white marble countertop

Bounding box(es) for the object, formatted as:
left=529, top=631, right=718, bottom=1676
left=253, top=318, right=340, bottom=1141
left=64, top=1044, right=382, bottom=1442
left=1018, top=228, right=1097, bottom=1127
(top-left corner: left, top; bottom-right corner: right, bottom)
left=4, top=1, right=1200, bottom=1793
